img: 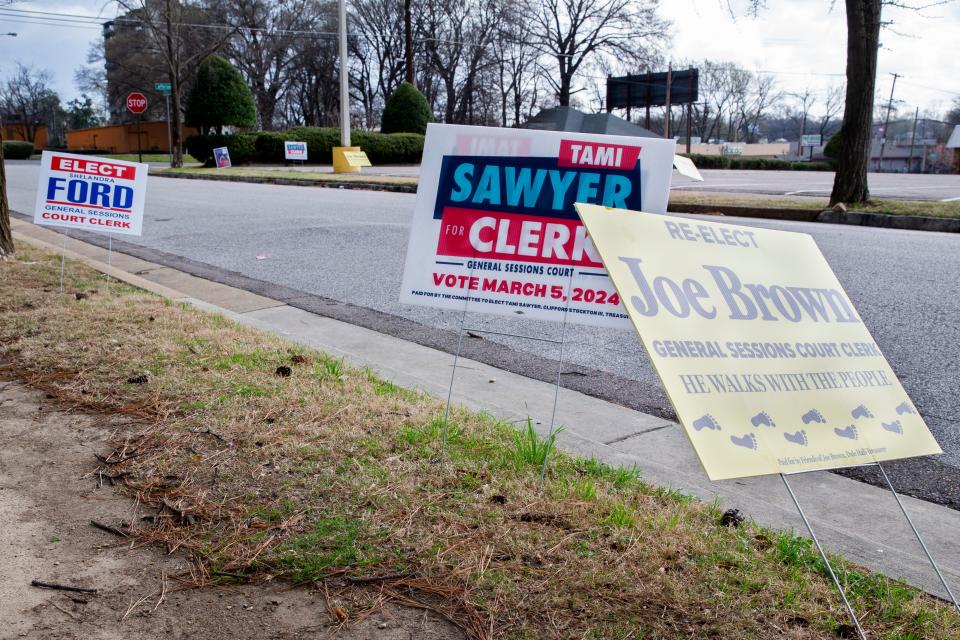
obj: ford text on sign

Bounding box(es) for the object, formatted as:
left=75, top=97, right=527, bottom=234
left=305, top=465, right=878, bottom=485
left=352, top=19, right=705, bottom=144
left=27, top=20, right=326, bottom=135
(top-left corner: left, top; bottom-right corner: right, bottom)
left=577, top=204, right=941, bottom=480
left=33, top=151, right=148, bottom=236
left=399, top=124, right=675, bottom=328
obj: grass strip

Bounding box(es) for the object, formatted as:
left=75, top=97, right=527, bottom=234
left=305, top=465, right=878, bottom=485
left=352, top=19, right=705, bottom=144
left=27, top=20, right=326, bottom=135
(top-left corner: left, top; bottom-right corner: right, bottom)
left=2, top=244, right=958, bottom=639
left=669, top=191, right=960, bottom=219
left=152, top=166, right=419, bottom=186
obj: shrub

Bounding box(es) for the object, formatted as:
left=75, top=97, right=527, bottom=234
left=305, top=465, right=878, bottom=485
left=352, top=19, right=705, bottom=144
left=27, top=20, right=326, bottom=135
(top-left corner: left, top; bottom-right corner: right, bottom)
left=253, top=131, right=294, bottom=164
left=185, top=133, right=257, bottom=166
left=246, top=128, right=424, bottom=165
left=679, top=153, right=831, bottom=172
left=185, top=55, right=257, bottom=134
left=2, top=140, right=34, bottom=159
left=352, top=131, right=424, bottom=164
left=823, top=131, right=841, bottom=167
left=380, top=82, right=432, bottom=135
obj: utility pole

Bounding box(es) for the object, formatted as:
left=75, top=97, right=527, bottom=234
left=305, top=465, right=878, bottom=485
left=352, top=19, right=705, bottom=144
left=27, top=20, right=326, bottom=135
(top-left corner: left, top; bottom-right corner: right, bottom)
left=338, top=0, right=350, bottom=147
left=878, top=72, right=900, bottom=172
left=907, top=106, right=919, bottom=173
left=663, top=63, right=672, bottom=139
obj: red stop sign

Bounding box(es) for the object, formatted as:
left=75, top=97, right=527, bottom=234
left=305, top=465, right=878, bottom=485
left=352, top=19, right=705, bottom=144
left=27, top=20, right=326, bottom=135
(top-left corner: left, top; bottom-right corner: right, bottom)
left=126, top=92, right=148, bottom=114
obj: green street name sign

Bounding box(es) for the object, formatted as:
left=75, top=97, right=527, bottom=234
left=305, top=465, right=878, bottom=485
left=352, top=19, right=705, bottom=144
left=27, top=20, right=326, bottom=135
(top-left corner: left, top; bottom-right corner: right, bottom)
left=154, top=82, right=172, bottom=91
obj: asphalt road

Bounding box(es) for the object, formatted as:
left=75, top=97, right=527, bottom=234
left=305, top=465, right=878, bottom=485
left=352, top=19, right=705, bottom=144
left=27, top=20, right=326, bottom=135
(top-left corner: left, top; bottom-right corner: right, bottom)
left=6, top=162, right=960, bottom=504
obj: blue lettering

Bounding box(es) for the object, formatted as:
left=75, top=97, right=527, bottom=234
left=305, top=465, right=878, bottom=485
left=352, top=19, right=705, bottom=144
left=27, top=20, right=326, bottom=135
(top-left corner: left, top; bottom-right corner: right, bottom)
left=450, top=163, right=474, bottom=202
left=472, top=165, right=501, bottom=205
left=89, top=182, right=111, bottom=207
left=113, top=186, right=134, bottom=209
left=575, top=172, right=600, bottom=204
left=548, top=170, right=576, bottom=210
left=504, top=167, right=546, bottom=208
left=601, top=174, right=632, bottom=208
left=46, top=177, right=67, bottom=200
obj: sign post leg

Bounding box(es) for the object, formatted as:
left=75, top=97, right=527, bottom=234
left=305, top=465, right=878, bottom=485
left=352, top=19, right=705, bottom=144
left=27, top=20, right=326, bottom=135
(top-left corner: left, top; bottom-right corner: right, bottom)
left=165, top=93, right=172, bottom=166
left=876, top=462, right=960, bottom=613
left=105, top=236, right=112, bottom=290
left=439, top=306, right=467, bottom=461
left=59, top=229, right=68, bottom=293
left=781, top=473, right=866, bottom=639
left=538, top=313, right=569, bottom=484
left=539, top=270, right=575, bottom=484
left=136, top=115, right=143, bottom=164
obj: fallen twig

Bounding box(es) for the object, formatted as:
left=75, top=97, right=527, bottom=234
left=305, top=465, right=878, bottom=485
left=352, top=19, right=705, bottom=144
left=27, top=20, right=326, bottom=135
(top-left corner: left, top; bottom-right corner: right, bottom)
left=49, top=601, right=78, bottom=620
left=347, top=572, right=413, bottom=585
left=31, top=580, right=98, bottom=594
left=90, top=519, right=129, bottom=538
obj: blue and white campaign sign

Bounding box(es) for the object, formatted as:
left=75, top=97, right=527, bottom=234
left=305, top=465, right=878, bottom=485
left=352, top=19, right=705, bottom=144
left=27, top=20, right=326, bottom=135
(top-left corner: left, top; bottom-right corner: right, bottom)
left=33, top=151, right=147, bottom=236
left=284, top=140, right=308, bottom=161
left=398, top=123, right=676, bottom=328
left=213, top=146, right=232, bottom=168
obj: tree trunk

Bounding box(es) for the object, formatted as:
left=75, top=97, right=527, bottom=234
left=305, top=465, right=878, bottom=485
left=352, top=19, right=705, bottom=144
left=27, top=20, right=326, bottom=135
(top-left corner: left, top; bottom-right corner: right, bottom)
left=558, top=76, right=571, bottom=107
left=166, top=0, right=184, bottom=168
left=830, top=0, right=881, bottom=205
left=404, top=0, right=414, bottom=85
left=0, top=121, right=14, bottom=259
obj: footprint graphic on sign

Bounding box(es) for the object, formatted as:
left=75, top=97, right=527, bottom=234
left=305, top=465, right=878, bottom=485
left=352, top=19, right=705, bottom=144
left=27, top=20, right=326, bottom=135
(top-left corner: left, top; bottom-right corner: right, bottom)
left=784, top=430, right=808, bottom=446
left=750, top=411, right=776, bottom=428
left=882, top=420, right=903, bottom=435
left=693, top=414, right=722, bottom=431
left=895, top=402, right=916, bottom=416
left=834, top=425, right=858, bottom=440
left=851, top=404, right=873, bottom=420
left=730, top=433, right=758, bottom=450
left=801, top=409, right=826, bottom=425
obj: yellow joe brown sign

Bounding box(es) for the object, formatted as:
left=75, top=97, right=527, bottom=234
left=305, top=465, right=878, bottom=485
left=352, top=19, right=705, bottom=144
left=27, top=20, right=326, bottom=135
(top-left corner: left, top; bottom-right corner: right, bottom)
left=576, top=204, right=941, bottom=481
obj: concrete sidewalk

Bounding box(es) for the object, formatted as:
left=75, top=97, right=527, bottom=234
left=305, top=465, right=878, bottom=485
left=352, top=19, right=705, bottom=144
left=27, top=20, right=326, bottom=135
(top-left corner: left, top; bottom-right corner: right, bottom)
left=11, top=218, right=960, bottom=604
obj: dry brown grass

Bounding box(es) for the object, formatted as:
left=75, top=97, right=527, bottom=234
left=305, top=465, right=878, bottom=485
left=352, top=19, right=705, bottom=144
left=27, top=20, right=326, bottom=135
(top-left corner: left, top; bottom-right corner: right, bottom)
left=2, top=244, right=958, bottom=640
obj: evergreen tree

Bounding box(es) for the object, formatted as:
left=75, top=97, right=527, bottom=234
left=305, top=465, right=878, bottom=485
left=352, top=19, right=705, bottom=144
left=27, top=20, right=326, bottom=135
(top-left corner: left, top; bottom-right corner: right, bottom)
left=185, top=55, right=256, bottom=134
left=380, top=82, right=431, bottom=135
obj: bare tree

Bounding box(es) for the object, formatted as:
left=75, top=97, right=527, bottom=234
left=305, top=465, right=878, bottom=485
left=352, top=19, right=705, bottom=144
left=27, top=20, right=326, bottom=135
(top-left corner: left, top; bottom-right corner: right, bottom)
left=525, top=0, right=669, bottom=107
left=818, top=83, right=845, bottom=137
left=222, top=0, right=310, bottom=130
left=351, top=0, right=407, bottom=128
left=113, top=0, right=236, bottom=167
left=492, top=2, right=540, bottom=126
left=420, top=0, right=499, bottom=124
left=1, top=63, right=60, bottom=145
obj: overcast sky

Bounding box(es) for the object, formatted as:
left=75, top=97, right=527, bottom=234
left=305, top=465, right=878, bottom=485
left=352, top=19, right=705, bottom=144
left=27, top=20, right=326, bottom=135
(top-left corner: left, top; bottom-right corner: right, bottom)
left=0, top=0, right=958, bottom=119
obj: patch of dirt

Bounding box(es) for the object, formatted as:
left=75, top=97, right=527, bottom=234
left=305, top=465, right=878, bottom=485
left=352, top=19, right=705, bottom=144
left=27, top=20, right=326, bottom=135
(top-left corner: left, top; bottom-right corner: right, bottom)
left=0, top=380, right=464, bottom=640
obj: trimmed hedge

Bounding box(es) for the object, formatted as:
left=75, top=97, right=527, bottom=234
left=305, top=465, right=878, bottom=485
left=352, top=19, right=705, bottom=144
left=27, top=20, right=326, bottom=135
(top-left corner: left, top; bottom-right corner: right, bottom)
left=681, top=153, right=832, bottom=172
left=2, top=140, right=35, bottom=159
left=189, top=127, right=424, bottom=166
left=185, top=133, right=257, bottom=166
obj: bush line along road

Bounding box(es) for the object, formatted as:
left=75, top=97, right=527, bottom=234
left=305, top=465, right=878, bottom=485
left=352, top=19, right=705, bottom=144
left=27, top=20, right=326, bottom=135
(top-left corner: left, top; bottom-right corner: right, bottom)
left=6, top=161, right=960, bottom=512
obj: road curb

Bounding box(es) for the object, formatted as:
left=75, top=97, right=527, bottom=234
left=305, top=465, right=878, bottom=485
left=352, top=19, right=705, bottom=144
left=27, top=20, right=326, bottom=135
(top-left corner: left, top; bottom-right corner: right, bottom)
left=149, top=169, right=418, bottom=193
left=669, top=202, right=960, bottom=233
left=150, top=170, right=958, bottom=234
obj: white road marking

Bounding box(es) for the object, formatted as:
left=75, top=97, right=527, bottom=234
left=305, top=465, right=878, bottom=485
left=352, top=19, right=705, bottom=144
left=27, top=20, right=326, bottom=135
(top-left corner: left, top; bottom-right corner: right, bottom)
left=784, top=189, right=830, bottom=196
